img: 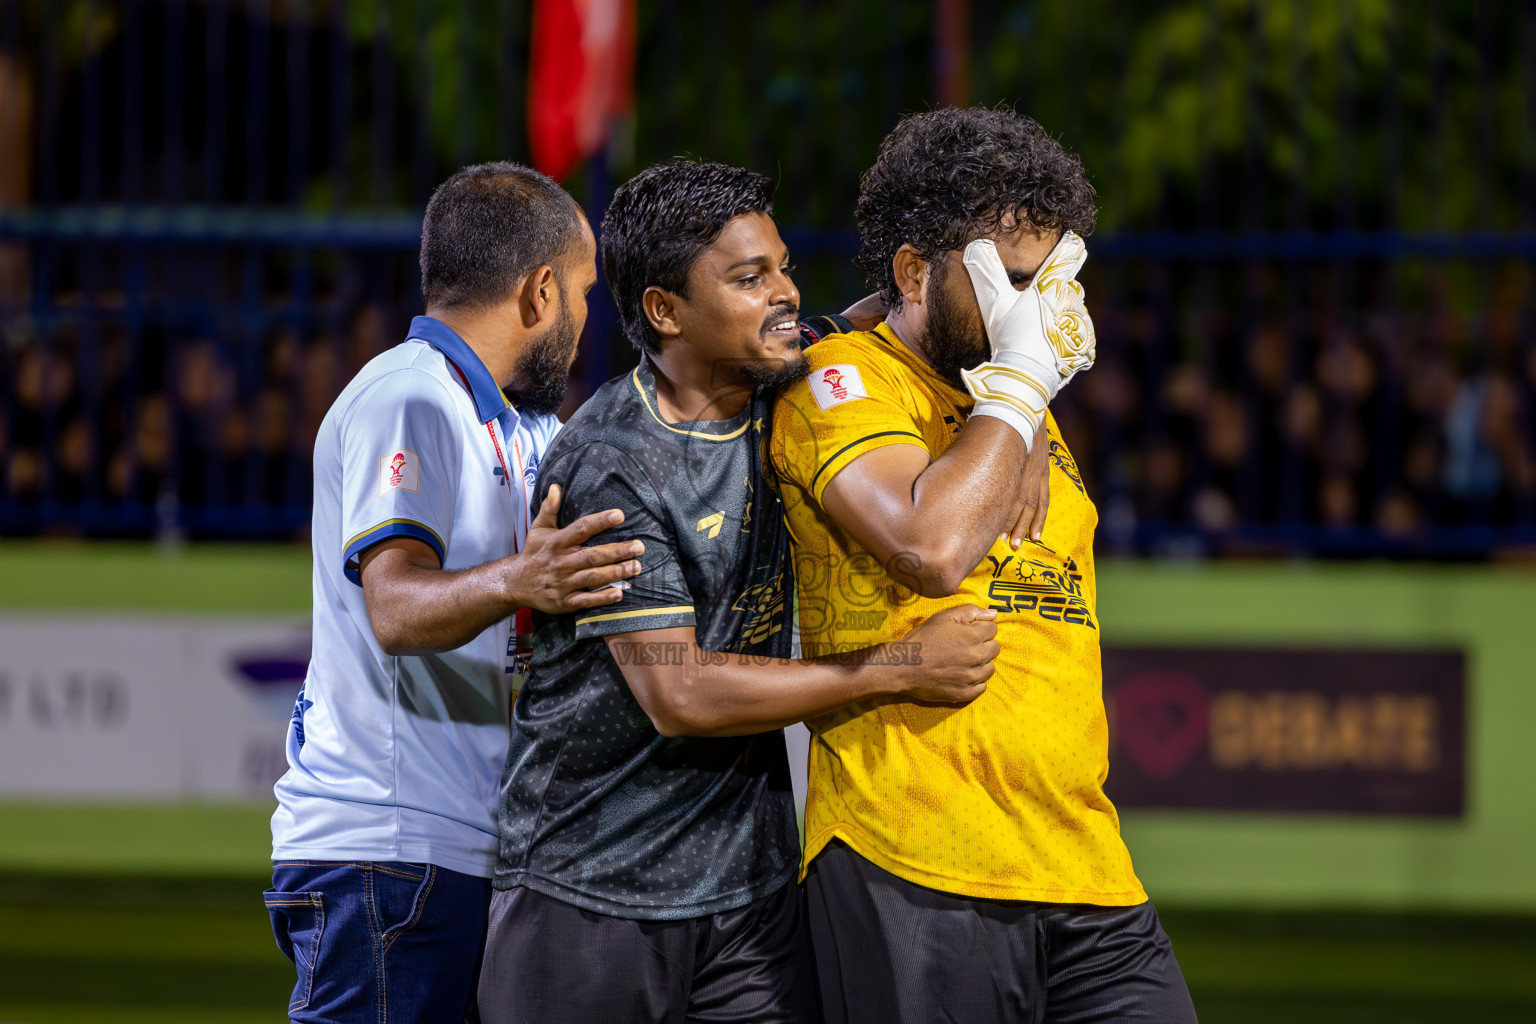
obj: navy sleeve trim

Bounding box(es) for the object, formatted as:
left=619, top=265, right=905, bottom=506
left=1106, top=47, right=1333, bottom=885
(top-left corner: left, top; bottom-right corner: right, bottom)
left=343, top=519, right=447, bottom=586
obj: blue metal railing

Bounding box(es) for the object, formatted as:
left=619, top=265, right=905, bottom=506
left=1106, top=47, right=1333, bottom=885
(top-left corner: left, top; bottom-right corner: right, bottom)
left=12, top=210, right=1536, bottom=259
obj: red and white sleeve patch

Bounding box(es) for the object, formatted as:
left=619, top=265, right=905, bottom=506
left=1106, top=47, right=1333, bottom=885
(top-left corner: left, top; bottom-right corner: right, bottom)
left=378, top=448, right=421, bottom=496
left=808, top=364, right=869, bottom=410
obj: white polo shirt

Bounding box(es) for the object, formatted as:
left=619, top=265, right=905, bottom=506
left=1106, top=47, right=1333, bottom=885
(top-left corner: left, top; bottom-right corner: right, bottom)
left=271, top=315, right=560, bottom=878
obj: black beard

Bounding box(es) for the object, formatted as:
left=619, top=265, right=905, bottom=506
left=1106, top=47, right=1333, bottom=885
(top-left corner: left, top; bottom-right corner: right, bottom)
left=739, top=302, right=810, bottom=391
left=923, top=261, right=989, bottom=388
left=505, top=300, right=578, bottom=416
left=738, top=353, right=811, bottom=391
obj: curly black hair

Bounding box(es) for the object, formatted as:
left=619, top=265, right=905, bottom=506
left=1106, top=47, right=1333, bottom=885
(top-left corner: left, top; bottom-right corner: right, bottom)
left=602, top=160, right=776, bottom=353
left=855, top=107, right=1097, bottom=307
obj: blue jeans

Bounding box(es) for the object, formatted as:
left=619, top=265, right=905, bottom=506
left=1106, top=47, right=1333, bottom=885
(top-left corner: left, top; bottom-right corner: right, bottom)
left=266, top=860, right=492, bottom=1024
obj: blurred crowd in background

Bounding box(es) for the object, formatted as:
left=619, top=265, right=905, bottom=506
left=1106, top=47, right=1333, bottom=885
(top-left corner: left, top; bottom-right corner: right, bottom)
left=0, top=0, right=1532, bottom=557
left=2, top=300, right=398, bottom=535
left=1056, top=256, right=1536, bottom=557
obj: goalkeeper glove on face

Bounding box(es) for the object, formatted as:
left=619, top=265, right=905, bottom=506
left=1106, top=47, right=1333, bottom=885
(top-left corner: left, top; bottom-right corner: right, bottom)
left=958, top=230, right=1097, bottom=449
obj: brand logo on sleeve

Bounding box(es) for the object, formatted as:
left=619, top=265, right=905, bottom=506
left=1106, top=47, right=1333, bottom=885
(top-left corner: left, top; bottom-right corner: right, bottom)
left=697, top=512, right=725, bottom=539
left=379, top=448, right=420, bottom=496
left=809, top=364, right=868, bottom=410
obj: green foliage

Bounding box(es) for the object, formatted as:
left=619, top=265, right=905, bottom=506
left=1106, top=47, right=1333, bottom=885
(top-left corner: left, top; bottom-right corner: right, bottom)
left=337, top=0, right=525, bottom=194
left=615, top=0, right=1529, bottom=233
left=26, top=0, right=1529, bottom=236
left=1099, top=0, right=1522, bottom=230
left=11, top=0, right=118, bottom=63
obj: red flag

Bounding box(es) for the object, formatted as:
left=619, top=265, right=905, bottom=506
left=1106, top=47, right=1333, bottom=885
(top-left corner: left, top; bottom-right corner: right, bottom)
left=527, top=0, right=637, bottom=182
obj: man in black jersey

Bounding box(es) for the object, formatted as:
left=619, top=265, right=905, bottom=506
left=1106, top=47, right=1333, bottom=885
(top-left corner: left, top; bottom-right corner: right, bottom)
left=477, top=161, right=1002, bottom=1024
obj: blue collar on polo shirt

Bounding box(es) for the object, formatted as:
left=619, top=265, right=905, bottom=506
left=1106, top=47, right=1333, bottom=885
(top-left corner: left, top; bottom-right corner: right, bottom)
left=408, top=315, right=519, bottom=430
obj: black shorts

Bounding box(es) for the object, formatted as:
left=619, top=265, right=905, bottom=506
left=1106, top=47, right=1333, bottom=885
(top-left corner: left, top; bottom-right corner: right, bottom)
left=806, top=841, right=1197, bottom=1024
left=476, top=880, right=819, bottom=1024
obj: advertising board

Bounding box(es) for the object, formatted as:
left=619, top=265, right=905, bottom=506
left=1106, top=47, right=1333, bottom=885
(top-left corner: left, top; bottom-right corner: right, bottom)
left=1104, top=647, right=1466, bottom=816
left=0, top=617, right=307, bottom=799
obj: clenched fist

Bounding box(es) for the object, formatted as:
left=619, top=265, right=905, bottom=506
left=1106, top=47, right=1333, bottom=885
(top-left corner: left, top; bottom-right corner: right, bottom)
left=893, top=604, right=1000, bottom=705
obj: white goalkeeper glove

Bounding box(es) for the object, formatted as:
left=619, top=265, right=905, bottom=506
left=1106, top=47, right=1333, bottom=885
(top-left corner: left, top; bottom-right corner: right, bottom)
left=959, top=230, right=1097, bottom=450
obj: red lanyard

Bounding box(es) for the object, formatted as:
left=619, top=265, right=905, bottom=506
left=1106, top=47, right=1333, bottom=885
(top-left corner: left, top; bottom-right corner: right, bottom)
left=483, top=419, right=521, bottom=546
left=488, top=419, right=535, bottom=650
left=446, top=359, right=535, bottom=648
left=446, top=359, right=527, bottom=544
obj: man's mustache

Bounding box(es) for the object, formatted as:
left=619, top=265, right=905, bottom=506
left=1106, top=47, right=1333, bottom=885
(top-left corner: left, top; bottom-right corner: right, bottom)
left=760, top=304, right=801, bottom=337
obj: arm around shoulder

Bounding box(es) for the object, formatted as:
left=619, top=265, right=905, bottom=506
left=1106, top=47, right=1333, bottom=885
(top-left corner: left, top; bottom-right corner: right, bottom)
left=358, top=484, right=644, bottom=656
left=604, top=608, right=999, bottom=738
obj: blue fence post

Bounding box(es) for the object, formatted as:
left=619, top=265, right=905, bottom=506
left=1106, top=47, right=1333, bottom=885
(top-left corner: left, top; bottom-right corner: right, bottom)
left=123, top=0, right=146, bottom=202
left=371, top=0, right=395, bottom=208
left=330, top=0, right=350, bottom=206
left=164, top=0, right=187, bottom=203
left=205, top=0, right=228, bottom=202
left=582, top=148, right=615, bottom=398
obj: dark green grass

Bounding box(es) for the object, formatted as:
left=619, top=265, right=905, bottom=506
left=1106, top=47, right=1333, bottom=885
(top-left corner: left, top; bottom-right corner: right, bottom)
left=0, top=541, right=310, bottom=613
left=1, top=875, right=1532, bottom=1023
left=1161, top=907, right=1536, bottom=1022
left=0, top=875, right=286, bottom=1023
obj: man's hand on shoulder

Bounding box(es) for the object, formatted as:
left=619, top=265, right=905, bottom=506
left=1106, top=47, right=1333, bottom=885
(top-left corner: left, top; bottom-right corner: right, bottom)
left=356, top=485, right=643, bottom=655
left=838, top=293, right=889, bottom=333
left=503, top=484, right=645, bottom=613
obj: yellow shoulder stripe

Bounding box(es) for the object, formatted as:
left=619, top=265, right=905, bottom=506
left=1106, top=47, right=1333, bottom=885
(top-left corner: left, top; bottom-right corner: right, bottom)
left=576, top=604, right=695, bottom=628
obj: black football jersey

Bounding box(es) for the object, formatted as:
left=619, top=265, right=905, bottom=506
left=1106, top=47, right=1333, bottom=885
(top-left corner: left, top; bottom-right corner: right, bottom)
left=493, top=357, right=799, bottom=920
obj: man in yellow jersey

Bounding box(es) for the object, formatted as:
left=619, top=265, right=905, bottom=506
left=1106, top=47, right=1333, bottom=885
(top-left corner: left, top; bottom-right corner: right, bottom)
left=771, top=108, right=1197, bottom=1022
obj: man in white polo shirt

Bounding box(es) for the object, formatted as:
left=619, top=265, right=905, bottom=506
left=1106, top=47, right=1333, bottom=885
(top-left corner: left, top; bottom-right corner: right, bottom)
left=266, top=162, right=642, bottom=1024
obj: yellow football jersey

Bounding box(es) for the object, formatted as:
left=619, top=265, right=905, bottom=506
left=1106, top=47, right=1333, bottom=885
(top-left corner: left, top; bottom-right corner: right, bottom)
left=770, top=322, right=1146, bottom=905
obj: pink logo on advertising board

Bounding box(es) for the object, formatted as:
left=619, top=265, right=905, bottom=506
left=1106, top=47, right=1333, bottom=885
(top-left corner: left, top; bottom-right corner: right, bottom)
left=1112, top=672, right=1211, bottom=780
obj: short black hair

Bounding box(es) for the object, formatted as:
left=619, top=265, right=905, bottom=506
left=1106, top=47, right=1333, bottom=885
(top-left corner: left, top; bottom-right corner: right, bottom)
left=856, top=106, right=1097, bottom=307
left=419, top=161, right=583, bottom=311
left=602, top=160, right=775, bottom=353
